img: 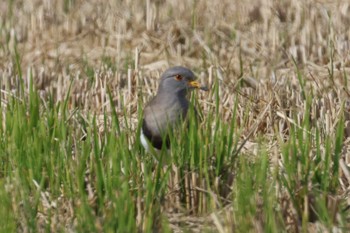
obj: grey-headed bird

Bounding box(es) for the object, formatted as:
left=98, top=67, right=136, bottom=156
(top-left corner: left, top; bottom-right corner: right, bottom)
left=141, top=66, right=207, bottom=152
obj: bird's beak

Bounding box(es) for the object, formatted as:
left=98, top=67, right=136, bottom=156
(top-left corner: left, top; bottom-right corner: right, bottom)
left=188, top=81, right=208, bottom=91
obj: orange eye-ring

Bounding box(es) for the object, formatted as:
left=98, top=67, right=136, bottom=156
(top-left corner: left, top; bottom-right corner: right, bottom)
left=175, top=75, right=183, bottom=81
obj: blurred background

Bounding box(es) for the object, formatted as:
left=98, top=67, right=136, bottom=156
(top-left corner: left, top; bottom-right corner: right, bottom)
left=1, top=0, right=349, bottom=114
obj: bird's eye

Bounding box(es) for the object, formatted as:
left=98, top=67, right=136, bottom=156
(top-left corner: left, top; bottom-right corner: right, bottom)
left=174, top=75, right=183, bottom=81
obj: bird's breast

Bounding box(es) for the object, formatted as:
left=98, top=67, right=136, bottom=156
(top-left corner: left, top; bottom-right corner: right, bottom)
left=144, top=98, right=188, bottom=135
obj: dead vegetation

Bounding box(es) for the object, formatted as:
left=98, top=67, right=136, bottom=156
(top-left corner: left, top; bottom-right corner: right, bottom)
left=1, top=0, right=350, bottom=232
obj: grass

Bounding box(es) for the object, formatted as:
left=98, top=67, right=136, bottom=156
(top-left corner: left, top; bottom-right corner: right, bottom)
left=1, top=0, right=350, bottom=232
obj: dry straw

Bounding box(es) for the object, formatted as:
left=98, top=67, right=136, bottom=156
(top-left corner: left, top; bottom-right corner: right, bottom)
left=1, top=0, right=350, bottom=232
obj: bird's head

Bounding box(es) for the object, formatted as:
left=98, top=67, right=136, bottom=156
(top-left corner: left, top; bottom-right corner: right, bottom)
left=158, top=66, right=207, bottom=96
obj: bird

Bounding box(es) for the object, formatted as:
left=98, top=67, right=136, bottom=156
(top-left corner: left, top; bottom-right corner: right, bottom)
left=140, top=66, right=207, bottom=152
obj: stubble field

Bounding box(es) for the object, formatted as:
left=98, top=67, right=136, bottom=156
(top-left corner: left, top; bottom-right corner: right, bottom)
left=1, top=0, right=350, bottom=232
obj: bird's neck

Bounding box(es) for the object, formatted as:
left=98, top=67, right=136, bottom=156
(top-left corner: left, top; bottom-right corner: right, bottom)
left=155, top=90, right=189, bottom=108
left=157, top=89, right=188, bottom=99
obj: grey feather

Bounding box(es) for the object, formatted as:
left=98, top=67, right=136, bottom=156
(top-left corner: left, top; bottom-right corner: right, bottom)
left=141, top=66, right=206, bottom=150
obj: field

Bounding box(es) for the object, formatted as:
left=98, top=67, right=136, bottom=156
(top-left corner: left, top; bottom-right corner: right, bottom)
left=1, top=0, right=350, bottom=232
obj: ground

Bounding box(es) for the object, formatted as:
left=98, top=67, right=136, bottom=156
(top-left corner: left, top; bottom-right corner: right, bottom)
left=1, top=0, right=350, bottom=232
